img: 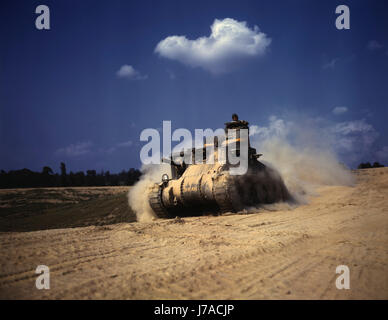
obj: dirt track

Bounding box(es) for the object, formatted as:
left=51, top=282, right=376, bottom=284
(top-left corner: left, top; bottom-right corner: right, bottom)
left=0, top=168, right=387, bottom=299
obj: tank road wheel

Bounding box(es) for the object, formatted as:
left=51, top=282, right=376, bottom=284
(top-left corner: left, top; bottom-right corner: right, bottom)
left=213, top=176, right=236, bottom=213
left=148, top=184, right=171, bottom=219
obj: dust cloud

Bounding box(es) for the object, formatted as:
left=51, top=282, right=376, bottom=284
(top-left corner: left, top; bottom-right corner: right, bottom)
left=250, top=116, right=355, bottom=204
left=128, top=164, right=171, bottom=222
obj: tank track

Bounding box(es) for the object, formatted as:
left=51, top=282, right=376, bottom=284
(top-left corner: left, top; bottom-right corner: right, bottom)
left=148, top=184, right=171, bottom=219
left=213, top=175, right=235, bottom=213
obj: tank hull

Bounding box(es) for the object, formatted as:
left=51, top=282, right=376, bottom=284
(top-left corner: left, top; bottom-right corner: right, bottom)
left=148, top=160, right=290, bottom=218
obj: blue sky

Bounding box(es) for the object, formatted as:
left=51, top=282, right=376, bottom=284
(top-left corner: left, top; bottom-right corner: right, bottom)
left=0, top=0, right=387, bottom=173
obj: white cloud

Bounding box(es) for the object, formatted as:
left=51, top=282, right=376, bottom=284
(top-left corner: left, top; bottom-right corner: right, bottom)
left=100, top=140, right=134, bottom=154
left=117, top=140, right=133, bottom=148
left=55, top=139, right=135, bottom=159
left=55, top=142, right=93, bottom=157
left=116, top=65, right=148, bottom=80
left=367, top=40, right=383, bottom=51
left=332, top=119, right=375, bottom=136
left=330, top=119, right=379, bottom=159
left=332, top=106, right=348, bottom=115
left=155, top=18, right=271, bottom=74
left=322, top=58, right=339, bottom=70
left=249, top=116, right=289, bottom=139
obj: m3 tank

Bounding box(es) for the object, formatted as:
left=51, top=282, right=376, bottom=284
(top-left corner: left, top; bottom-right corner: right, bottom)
left=147, top=115, right=291, bottom=218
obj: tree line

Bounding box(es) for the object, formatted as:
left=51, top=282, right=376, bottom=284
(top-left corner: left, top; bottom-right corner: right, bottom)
left=357, top=162, right=384, bottom=169
left=0, top=162, right=142, bottom=189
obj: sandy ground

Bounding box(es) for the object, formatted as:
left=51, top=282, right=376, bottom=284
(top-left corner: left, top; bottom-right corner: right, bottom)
left=0, top=168, right=387, bottom=299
